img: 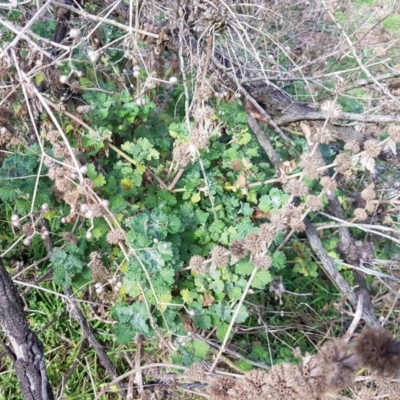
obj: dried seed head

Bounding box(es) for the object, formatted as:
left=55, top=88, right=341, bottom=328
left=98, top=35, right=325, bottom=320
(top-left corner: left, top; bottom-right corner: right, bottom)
left=354, top=326, right=400, bottom=377
left=314, top=127, right=333, bottom=144
left=106, top=228, right=126, bottom=245
left=316, top=339, right=358, bottom=389
left=253, top=253, right=272, bottom=270
left=173, top=143, right=193, bottom=167
left=354, top=208, right=368, bottom=221
left=244, top=233, right=263, bottom=254
left=257, top=223, right=276, bottom=243
left=89, top=251, right=108, bottom=282
left=321, top=100, right=342, bottom=118
left=320, top=176, right=337, bottom=195
left=284, top=179, right=309, bottom=196
left=364, top=139, right=381, bottom=158
left=22, top=223, right=34, bottom=236
left=63, top=190, right=79, bottom=205
left=299, top=154, right=324, bottom=179
left=306, top=195, right=323, bottom=212
left=361, top=183, right=376, bottom=201
left=344, top=140, right=360, bottom=153
left=229, top=240, right=248, bottom=259
left=211, top=245, right=229, bottom=268
left=62, top=232, right=77, bottom=245
left=207, top=376, right=236, bottom=400
left=189, top=255, right=207, bottom=274
left=186, top=363, right=206, bottom=382
left=388, top=125, right=400, bottom=143
left=334, top=153, right=352, bottom=174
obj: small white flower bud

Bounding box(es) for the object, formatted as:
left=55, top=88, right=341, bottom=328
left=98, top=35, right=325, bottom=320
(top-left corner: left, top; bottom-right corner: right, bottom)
left=23, top=237, right=32, bottom=246
left=84, top=210, right=93, bottom=219
left=69, top=28, right=81, bottom=40
left=94, top=282, right=102, bottom=289
left=169, top=76, right=178, bottom=84
left=100, top=199, right=109, bottom=208
left=41, top=203, right=49, bottom=212
left=95, top=286, right=104, bottom=294
left=88, top=51, right=99, bottom=63
left=133, top=70, right=140, bottom=78
left=79, top=204, right=89, bottom=213
left=11, top=214, right=19, bottom=222
left=59, top=75, right=68, bottom=84
left=86, top=231, right=92, bottom=240
left=80, top=165, right=88, bottom=175
left=136, top=97, right=146, bottom=106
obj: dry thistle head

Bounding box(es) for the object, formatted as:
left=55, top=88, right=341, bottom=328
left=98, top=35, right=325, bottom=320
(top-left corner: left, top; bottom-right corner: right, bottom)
left=106, top=228, right=127, bottom=245
left=211, top=245, right=229, bottom=268
left=353, top=208, right=368, bottom=221
left=388, top=125, right=400, bottom=143
left=252, top=253, right=272, bottom=270
left=230, top=369, right=269, bottom=399
left=257, top=223, right=276, bottom=243
left=283, top=179, right=309, bottom=196
left=306, top=195, right=323, bottom=212
left=344, top=140, right=361, bottom=153
left=361, top=183, right=376, bottom=201
left=334, top=153, right=352, bottom=174
left=363, top=139, right=381, bottom=158
left=207, top=375, right=236, bottom=400
left=229, top=239, right=248, bottom=259
left=354, top=326, right=400, bottom=377
left=299, top=153, right=324, bottom=180
left=189, top=255, right=207, bottom=274
left=316, top=339, right=358, bottom=390
left=320, top=176, right=337, bottom=195
left=244, top=232, right=263, bottom=254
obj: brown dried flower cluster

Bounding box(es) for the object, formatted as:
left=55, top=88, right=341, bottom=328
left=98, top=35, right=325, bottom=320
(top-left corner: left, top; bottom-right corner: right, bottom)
left=363, top=139, right=381, bottom=158
left=354, top=208, right=368, bottom=221
left=344, top=140, right=361, bottom=154
left=270, top=204, right=305, bottom=232
left=173, top=143, right=193, bottom=167
left=62, top=232, right=77, bottom=245
left=252, top=253, right=272, bottom=270
left=354, top=327, right=400, bottom=377
left=189, top=255, right=207, bottom=274
left=284, top=179, right=309, bottom=196
left=361, top=183, right=376, bottom=201
left=229, top=240, right=248, bottom=259
left=299, top=154, right=324, bottom=179
left=22, top=222, right=35, bottom=237
left=244, top=232, right=263, bottom=254
left=89, top=251, right=108, bottom=282
left=334, top=153, right=352, bottom=174
left=46, top=130, right=60, bottom=145
left=388, top=125, right=400, bottom=143
left=257, top=223, right=276, bottom=243
left=188, top=128, right=209, bottom=150
left=203, top=327, right=400, bottom=400
left=320, top=176, right=337, bottom=195
left=321, top=100, right=342, bottom=118
left=306, top=195, right=323, bottom=212
left=106, top=228, right=126, bottom=245
left=186, top=363, right=207, bottom=382
left=211, top=245, right=229, bottom=268
left=314, top=127, right=333, bottom=144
